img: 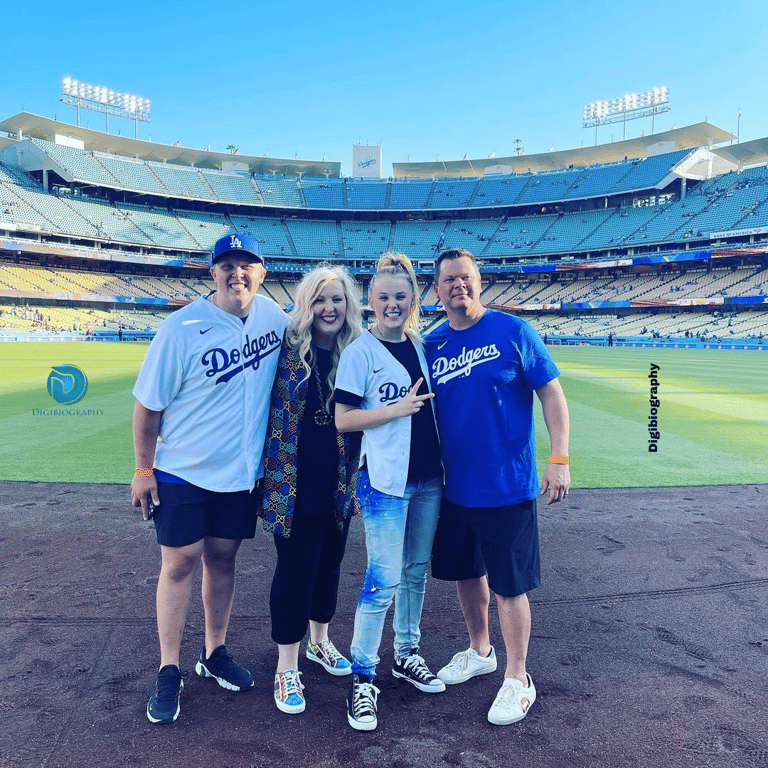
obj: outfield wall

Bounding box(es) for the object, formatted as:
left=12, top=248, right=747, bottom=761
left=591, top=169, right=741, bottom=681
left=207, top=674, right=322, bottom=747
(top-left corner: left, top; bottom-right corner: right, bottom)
left=547, top=335, right=766, bottom=350
left=3, top=329, right=765, bottom=351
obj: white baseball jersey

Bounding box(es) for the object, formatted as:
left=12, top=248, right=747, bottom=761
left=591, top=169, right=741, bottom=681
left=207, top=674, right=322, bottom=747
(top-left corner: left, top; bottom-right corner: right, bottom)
left=335, top=330, right=435, bottom=498
left=133, top=294, right=288, bottom=492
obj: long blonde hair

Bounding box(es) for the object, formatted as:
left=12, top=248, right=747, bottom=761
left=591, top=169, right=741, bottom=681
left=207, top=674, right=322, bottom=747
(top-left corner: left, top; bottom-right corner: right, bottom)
left=370, top=251, right=421, bottom=337
left=287, top=265, right=362, bottom=411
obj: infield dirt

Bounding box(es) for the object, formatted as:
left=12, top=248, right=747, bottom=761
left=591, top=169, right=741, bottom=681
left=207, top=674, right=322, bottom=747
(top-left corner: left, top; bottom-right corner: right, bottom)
left=2, top=481, right=768, bottom=768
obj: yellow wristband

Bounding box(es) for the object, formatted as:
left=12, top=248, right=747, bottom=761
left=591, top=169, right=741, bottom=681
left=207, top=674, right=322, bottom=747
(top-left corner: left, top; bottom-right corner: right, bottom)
left=135, top=468, right=155, bottom=476
left=549, top=455, right=570, bottom=465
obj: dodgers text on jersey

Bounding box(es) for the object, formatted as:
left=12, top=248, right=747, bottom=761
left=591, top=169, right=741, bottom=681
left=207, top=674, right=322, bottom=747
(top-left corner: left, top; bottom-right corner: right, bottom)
left=202, top=330, right=282, bottom=384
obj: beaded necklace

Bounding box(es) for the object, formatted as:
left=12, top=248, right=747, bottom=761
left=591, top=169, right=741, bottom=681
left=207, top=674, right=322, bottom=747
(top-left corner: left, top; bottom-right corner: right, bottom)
left=312, top=362, right=332, bottom=426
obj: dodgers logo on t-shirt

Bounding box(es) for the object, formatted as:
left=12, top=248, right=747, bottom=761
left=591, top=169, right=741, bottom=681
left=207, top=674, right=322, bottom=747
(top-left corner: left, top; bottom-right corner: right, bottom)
left=430, top=344, right=500, bottom=386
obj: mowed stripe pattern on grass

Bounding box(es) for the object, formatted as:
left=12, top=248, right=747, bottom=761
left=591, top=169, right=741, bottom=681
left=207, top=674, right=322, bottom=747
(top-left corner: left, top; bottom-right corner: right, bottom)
left=1, top=342, right=766, bottom=488
left=539, top=347, right=768, bottom=488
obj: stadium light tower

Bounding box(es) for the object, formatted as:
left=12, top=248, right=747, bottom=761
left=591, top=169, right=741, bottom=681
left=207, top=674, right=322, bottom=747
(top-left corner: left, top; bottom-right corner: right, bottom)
left=60, top=77, right=151, bottom=139
left=583, top=87, right=670, bottom=145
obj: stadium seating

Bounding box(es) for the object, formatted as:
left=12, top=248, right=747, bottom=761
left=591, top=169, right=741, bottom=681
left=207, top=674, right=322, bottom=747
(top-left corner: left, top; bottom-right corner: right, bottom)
left=563, top=162, right=632, bottom=199
left=517, top=168, right=584, bottom=205
left=95, top=154, right=167, bottom=195
left=389, top=180, right=433, bottom=209
left=471, top=174, right=531, bottom=207
left=430, top=179, right=478, bottom=209
left=30, top=138, right=120, bottom=187
left=229, top=215, right=294, bottom=257
left=340, top=222, right=391, bottom=260
left=0, top=183, right=66, bottom=233
left=607, top=148, right=690, bottom=193
left=286, top=220, right=340, bottom=261
left=253, top=175, right=303, bottom=207
left=4, top=162, right=768, bottom=266
left=302, top=178, right=345, bottom=209
left=202, top=171, right=262, bottom=205
left=174, top=210, right=234, bottom=249
left=390, top=219, right=447, bottom=255
left=65, top=195, right=154, bottom=244
left=0, top=163, right=40, bottom=188
left=441, top=220, right=501, bottom=252
left=148, top=164, right=213, bottom=200
left=346, top=179, right=388, bottom=210
left=528, top=209, right=614, bottom=254
left=483, top=213, right=557, bottom=256
left=2, top=134, right=767, bottom=344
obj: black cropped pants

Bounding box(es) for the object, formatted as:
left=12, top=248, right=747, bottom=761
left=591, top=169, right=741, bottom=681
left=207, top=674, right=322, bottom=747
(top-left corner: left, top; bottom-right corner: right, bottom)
left=270, top=513, right=351, bottom=645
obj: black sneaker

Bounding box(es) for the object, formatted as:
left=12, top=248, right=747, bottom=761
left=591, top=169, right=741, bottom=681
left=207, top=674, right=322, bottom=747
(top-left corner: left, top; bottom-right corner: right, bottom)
left=347, top=674, right=380, bottom=731
left=195, top=645, right=254, bottom=691
left=147, top=665, right=185, bottom=724
left=392, top=649, right=446, bottom=693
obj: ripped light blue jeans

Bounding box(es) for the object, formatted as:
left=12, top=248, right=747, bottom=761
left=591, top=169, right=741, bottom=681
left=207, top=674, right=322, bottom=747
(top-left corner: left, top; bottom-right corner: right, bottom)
left=350, top=467, right=442, bottom=677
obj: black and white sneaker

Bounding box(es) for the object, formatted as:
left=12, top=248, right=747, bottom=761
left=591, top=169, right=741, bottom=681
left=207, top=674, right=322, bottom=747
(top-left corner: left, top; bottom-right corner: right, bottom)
left=147, top=665, right=185, bottom=724
left=195, top=645, right=254, bottom=691
left=347, top=674, right=380, bottom=731
left=392, top=649, right=446, bottom=693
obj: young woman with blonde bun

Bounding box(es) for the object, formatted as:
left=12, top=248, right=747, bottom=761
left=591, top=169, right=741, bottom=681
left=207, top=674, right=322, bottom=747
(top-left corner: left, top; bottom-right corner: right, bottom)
left=334, top=252, right=444, bottom=731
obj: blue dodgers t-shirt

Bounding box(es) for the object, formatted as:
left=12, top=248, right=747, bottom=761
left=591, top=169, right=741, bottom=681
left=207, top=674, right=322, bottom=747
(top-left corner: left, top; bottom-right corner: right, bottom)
left=425, top=309, right=560, bottom=507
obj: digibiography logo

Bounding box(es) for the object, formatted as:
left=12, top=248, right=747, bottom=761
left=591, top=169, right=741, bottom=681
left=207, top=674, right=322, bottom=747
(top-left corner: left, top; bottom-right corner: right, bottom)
left=47, top=365, right=89, bottom=405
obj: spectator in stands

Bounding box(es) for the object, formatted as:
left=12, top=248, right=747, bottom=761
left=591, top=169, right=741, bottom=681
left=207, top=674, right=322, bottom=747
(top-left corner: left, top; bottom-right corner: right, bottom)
left=259, top=265, right=363, bottom=716
left=335, top=252, right=445, bottom=731
left=425, top=248, right=570, bottom=727
left=131, top=233, right=287, bottom=725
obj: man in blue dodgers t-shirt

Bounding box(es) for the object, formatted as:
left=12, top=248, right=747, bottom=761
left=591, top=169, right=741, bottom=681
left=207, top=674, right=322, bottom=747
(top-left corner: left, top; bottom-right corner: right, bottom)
left=425, top=248, right=571, bottom=727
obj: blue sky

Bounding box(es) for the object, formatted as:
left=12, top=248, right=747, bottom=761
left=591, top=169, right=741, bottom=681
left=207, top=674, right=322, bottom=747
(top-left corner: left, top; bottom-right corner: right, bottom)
left=3, top=0, right=766, bottom=176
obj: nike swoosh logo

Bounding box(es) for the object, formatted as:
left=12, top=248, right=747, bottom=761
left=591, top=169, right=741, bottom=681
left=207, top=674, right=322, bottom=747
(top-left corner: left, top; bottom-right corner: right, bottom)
left=437, top=341, right=448, bottom=349
left=199, top=327, right=213, bottom=334
left=373, top=367, right=384, bottom=374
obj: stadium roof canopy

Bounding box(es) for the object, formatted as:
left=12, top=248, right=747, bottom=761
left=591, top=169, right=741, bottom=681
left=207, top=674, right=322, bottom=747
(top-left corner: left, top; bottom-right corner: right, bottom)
left=393, top=122, right=736, bottom=179
left=711, top=135, right=768, bottom=168
left=0, top=112, right=342, bottom=178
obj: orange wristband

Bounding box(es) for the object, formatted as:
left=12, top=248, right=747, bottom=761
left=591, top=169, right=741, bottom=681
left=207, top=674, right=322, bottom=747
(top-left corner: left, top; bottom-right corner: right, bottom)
left=549, top=455, right=570, bottom=465
left=135, top=468, right=155, bottom=476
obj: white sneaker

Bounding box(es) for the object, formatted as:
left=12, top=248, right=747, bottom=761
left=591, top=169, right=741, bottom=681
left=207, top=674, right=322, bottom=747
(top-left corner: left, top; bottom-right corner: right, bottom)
left=437, top=647, right=497, bottom=684
left=487, top=674, right=536, bottom=725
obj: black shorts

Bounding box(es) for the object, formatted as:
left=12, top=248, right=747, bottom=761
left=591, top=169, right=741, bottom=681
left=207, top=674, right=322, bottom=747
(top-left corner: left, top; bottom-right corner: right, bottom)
left=431, top=497, right=540, bottom=598
left=153, top=480, right=258, bottom=547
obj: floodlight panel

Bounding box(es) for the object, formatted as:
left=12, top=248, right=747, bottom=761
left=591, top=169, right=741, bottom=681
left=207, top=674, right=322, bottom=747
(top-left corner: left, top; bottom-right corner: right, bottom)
left=61, top=77, right=152, bottom=121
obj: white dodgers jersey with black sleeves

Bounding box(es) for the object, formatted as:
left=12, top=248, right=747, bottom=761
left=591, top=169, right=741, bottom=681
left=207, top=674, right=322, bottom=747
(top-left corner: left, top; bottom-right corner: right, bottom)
left=133, top=294, right=288, bottom=492
left=335, top=330, right=434, bottom=498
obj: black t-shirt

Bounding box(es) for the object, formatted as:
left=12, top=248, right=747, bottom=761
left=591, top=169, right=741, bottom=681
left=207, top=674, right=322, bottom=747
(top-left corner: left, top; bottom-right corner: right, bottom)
left=294, top=346, right=337, bottom=517
left=336, top=335, right=442, bottom=482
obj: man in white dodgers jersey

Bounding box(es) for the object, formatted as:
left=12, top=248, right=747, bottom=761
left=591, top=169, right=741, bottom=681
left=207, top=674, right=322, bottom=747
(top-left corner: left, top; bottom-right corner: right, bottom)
left=425, top=248, right=570, bottom=726
left=131, top=233, right=288, bottom=724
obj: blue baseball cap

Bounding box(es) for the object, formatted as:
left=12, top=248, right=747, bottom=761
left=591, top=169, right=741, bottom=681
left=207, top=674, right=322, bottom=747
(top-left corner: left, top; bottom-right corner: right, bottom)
left=211, top=233, right=265, bottom=266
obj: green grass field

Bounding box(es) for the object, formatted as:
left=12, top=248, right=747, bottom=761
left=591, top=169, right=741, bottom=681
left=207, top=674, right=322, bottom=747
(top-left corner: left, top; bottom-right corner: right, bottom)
left=543, top=346, right=767, bottom=488
left=0, top=342, right=766, bottom=488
